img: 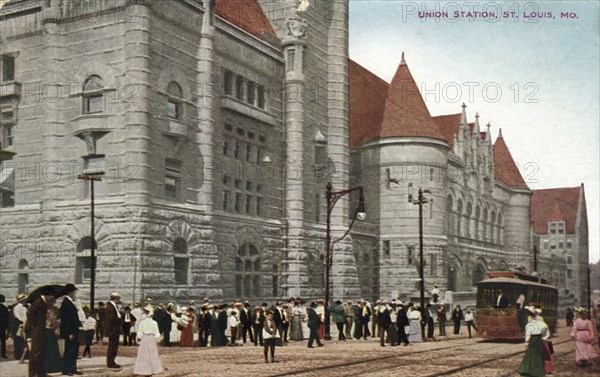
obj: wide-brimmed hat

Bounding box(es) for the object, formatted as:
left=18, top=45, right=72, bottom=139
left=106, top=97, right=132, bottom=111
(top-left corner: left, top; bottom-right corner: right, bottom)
left=63, top=284, right=78, bottom=295
left=16, top=293, right=27, bottom=301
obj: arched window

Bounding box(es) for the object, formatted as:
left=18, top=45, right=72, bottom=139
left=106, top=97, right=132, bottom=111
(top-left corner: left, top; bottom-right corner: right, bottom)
left=474, top=206, right=481, bottom=240
left=83, top=75, right=103, bottom=114
left=497, top=213, right=503, bottom=244
left=446, top=196, right=454, bottom=234
left=472, top=264, right=486, bottom=285
left=167, top=82, right=183, bottom=120
left=482, top=208, right=488, bottom=241
left=465, top=202, right=473, bottom=238
left=234, top=243, right=261, bottom=298
left=490, top=211, right=496, bottom=243
left=456, top=199, right=463, bottom=236
left=76, top=237, right=97, bottom=284
left=173, top=238, right=189, bottom=285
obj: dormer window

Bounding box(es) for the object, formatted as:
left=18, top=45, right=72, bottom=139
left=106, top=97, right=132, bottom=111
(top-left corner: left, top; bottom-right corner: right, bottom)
left=167, top=82, right=183, bottom=120
left=83, top=76, right=104, bottom=114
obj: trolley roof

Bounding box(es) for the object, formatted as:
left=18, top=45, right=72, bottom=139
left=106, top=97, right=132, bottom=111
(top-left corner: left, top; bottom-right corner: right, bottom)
left=476, top=277, right=557, bottom=290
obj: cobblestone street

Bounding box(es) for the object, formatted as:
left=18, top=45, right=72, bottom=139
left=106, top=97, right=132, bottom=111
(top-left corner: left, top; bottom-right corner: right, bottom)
left=1, top=321, right=598, bottom=376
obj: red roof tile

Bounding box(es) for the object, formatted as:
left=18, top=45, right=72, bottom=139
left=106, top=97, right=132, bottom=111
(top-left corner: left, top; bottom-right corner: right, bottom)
left=530, top=186, right=582, bottom=234
left=432, top=113, right=461, bottom=146
left=493, top=131, right=528, bottom=189
left=379, top=61, right=446, bottom=142
left=215, top=0, right=276, bottom=40
left=349, top=59, right=389, bottom=148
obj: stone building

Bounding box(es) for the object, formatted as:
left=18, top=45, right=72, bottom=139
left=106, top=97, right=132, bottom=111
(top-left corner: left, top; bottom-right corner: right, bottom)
left=0, top=0, right=589, bottom=309
left=530, top=185, right=589, bottom=308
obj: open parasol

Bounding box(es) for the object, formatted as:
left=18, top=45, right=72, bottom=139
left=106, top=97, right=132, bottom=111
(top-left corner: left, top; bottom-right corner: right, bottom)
left=25, top=284, right=67, bottom=304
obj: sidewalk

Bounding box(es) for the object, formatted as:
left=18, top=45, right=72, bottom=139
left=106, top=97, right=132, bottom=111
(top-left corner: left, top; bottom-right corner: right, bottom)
left=0, top=356, right=135, bottom=377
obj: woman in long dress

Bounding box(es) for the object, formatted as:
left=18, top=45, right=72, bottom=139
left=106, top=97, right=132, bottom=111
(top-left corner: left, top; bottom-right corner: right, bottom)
left=290, top=301, right=305, bottom=341
left=179, top=307, right=194, bottom=347
left=44, top=305, right=62, bottom=374
left=519, top=306, right=549, bottom=377
left=134, top=307, right=163, bottom=376
left=407, top=305, right=422, bottom=343
left=570, top=309, right=599, bottom=367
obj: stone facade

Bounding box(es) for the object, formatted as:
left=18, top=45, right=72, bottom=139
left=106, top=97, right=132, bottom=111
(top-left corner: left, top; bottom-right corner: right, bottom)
left=0, top=0, right=588, bottom=310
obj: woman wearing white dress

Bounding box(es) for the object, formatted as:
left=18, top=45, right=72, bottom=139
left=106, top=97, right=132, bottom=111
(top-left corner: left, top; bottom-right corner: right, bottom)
left=134, top=307, right=163, bottom=376
left=407, top=305, right=423, bottom=343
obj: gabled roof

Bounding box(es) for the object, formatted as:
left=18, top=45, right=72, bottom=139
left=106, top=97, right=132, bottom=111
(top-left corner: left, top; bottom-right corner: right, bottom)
left=379, top=59, right=446, bottom=141
left=348, top=59, right=389, bottom=148
left=215, top=0, right=276, bottom=40
left=530, top=186, right=582, bottom=234
left=493, top=130, right=528, bottom=189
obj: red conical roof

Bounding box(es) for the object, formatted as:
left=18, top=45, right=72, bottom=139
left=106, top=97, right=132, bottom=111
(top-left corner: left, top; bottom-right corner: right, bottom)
left=215, top=0, right=276, bottom=40
left=379, top=59, right=446, bottom=141
left=493, top=130, right=528, bottom=189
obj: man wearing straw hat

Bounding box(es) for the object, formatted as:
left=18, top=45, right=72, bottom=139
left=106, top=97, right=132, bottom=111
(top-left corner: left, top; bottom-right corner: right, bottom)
left=12, top=293, right=28, bottom=360
left=105, top=292, right=123, bottom=368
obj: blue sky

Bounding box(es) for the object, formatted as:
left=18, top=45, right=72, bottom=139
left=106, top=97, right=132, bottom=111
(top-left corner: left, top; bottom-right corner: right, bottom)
left=349, top=1, right=600, bottom=263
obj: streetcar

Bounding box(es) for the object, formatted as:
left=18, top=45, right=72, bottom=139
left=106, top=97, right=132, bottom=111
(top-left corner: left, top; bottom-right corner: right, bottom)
left=475, top=271, right=558, bottom=340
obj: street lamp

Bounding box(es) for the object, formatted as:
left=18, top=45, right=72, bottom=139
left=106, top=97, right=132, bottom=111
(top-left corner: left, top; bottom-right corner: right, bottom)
left=324, top=182, right=366, bottom=340
left=409, top=187, right=432, bottom=339
left=78, top=173, right=103, bottom=311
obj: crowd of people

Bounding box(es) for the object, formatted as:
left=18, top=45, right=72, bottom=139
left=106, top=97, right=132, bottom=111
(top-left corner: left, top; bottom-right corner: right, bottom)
left=1, top=286, right=599, bottom=376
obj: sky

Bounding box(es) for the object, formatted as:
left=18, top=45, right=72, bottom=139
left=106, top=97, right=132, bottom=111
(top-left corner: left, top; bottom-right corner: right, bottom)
left=348, top=0, right=600, bottom=263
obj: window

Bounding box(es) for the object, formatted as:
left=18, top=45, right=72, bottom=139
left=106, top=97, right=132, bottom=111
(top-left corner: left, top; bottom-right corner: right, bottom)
left=167, top=82, right=183, bottom=120
left=222, top=191, right=229, bottom=210
left=550, top=241, right=556, bottom=250
left=165, top=158, right=182, bottom=201
left=567, top=241, right=572, bottom=249
left=82, top=155, right=105, bottom=198
left=173, top=238, right=189, bottom=285
left=1, top=107, right=15, bottom=148
left=235, top=243, right=261, bottom=298
left=234, top=193, right=242, bottom=213
left=234, top=141, right=240, bottom=159
left=287, top=49, right=295, bottom=72
left=75, top=237, right=97, bottom=284
left=222, top=140, right=229, bottom=156
left=383, top=240, right=390, bottom=257
left=1, top=56, right=15, bottom=82
left=83, top=76, right=103, bottom=114
left=245, top=143, right=252, bottom=162
left=223, top=70, right=235, bottom=96
left=247, top=81, right=256, bottom=105
left=257, top=85, right=266, bottom=109
left=567, top=270, right=572, bottom=279
left=407, top=245, right=414, bottom=265
left=235, top=75, right=245, bottom=101
left=558, top=242, right=564, bottom=249
left=256, top=196, right=263, bottom=217
left=567, top=256, right=572, bottom=264
left=543, top=240, right=548, bottom=250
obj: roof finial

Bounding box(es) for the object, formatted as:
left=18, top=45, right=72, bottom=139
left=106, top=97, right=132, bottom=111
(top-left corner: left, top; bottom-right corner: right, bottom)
left=485, top=122, right=492, bottom=143
left=400, top=52, right=406, bottom=66
left=473, top=112, right=480, bottom=135
left=459, top=103, right=467, bottom=126
left=498, top=128, right=503, bottom=138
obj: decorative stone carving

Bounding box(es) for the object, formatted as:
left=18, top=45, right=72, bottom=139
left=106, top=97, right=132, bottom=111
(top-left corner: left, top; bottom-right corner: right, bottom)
left=285, top=16, right=308, bottom=39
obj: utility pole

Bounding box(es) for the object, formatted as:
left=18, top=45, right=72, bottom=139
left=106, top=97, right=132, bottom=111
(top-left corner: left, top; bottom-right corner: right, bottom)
left=78, top=174, right=102, bottom=311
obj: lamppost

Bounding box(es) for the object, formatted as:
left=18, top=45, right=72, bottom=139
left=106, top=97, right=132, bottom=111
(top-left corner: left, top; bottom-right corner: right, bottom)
left=324, top=182, right=366, bottom=340
left=78, top=174, right=103, bottom=311
left=409, top=187, right=431, bottom=339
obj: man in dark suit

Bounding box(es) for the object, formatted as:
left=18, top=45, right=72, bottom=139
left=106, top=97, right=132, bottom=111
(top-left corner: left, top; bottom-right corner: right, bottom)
left=378, top=302, right=391, bottom=347
left=105, top=292, right=122, bottom=368
left=25, top=291, right=56, bottom=377
left=60, top=284, right=82, bottom=375
left=197, top=305, right=210, bottom=347
left=95, top=302, right=105, bottom=342
left=495, top=290, right=509, bottom=309
left=451, top=304, right=464, bottom=335
left=438, top=304, right=447, bottom=336
left=360, top=301, right=371, bottom=340
left=120, top=306, right=136, bottom=346
left=272, top=301, right=284, bottom=345
left=251, top=306, right=265, bottom=346
left=307, top=302, right=323, bottom=348
left=396, top=303, right=410, bottom=346
left=154, top=303, right=173, bottom=347
left=239, top=302, right=253, bottom=344
left=0, top=295, right=8, bottom=358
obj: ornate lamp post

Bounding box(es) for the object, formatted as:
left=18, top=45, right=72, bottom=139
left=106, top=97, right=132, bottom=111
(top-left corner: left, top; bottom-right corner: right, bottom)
left=78, top=173, right=103, bottom=310
left=324, top=182, right=366, bottom=340
left=409, top=188, right=432, bottom=339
